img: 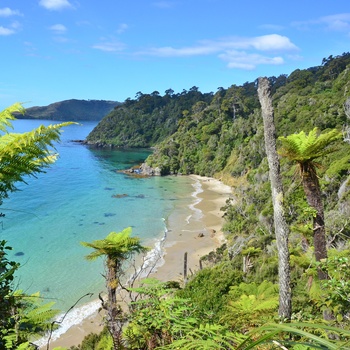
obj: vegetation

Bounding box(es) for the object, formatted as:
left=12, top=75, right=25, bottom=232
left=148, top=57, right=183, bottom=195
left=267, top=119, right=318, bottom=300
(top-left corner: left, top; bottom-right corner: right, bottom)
left=81, top=228, right=149, bottom=350
left=86, top=87, right=213, bottom=147
left=278, top=128, right=342, bottom=280
left=72, top=52, right=350, bottom=348
left=3, top=53, right=350, bottom=349
left=17, top=99, right=119, bottom=121
left=0, top=103, right=72, bottom=349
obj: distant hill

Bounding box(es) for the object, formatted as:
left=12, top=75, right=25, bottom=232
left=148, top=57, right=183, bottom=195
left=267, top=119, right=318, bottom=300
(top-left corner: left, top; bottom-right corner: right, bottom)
left=17, top=99, right=120, bottom=121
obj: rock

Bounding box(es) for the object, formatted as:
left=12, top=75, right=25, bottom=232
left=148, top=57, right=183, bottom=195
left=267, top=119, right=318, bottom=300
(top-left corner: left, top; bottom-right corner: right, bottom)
left=198, top=232, right=204, bottom=238
left=139, top=163, right=162, bottom=176
left=112, top=193, right=128, bottom=198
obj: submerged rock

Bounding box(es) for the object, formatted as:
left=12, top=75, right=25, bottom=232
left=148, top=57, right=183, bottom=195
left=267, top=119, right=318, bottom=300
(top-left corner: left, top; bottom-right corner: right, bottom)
left=112, top=193, right=128, bottom=198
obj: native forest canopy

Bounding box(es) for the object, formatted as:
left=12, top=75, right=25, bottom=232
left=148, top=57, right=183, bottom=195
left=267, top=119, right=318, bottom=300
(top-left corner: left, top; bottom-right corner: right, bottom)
left=2, top=53, right=350, bottom=349
left=16, top=99, right=119, bottom=121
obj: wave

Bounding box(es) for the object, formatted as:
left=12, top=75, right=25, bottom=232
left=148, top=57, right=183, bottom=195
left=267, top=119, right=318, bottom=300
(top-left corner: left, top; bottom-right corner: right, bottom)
left=34, top=298, right=101, bottom=347
left=188, top=177, right=204, bottom=220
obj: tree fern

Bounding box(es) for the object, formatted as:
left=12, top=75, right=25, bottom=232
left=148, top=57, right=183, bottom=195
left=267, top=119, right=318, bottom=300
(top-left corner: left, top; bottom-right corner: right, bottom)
left=278, top=127, right=343, bottom=280
left=0, top=103, right=74, bottom=203
left=278, top=128, right=342, bottom=164
left=222, top=281, right=279, bottom=330
left=1, top=290, right=59, bottom=349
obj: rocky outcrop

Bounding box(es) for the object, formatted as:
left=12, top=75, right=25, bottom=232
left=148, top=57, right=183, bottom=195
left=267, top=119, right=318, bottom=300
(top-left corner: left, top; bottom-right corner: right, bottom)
left=139, top=163, right=161, bottom=176
left=122, top=163, right=162, bottom=177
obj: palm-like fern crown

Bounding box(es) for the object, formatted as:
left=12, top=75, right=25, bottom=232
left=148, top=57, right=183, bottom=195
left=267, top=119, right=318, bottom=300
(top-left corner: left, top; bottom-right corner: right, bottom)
left=81, top=227, right=149, bottom=261
left=278, top=128, right=342, bottom=164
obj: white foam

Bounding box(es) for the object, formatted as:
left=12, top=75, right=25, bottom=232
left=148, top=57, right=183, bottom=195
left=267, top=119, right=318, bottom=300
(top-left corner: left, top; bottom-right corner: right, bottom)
left=188, top=178, right=203, bottom=220
left=33, top=199, right=182, bottom=347
left=34, top=299, right=101, bottom=347
left=34, top=226, right=169, bottom=348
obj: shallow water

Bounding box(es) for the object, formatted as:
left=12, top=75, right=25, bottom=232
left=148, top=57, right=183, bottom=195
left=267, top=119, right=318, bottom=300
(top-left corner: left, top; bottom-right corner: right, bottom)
left=1, top=119, right=195, bottom=312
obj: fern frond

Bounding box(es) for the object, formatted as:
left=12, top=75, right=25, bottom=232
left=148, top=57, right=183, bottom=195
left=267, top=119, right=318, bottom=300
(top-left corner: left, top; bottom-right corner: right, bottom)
left=0, top=108, right=74, bottom=201
left=0, top=103, right=24, bottom=132
left=278, top=128, right=342, bottom=163
left=81, top=227, right=149, bottom=262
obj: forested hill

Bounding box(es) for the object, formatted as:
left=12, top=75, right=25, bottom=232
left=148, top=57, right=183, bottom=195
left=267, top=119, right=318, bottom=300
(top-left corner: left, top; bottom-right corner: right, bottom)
left=86, top=87, right=214, bottom=147
left=86, top=53, right=350, bottom=158
left=144, top=52, right=350, bottom=176
left=18, top=99, right=120, bottom=121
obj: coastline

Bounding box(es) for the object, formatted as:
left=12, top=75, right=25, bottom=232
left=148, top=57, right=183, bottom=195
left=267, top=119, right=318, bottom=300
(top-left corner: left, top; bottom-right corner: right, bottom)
left=40, top=175, right=232, bottom=349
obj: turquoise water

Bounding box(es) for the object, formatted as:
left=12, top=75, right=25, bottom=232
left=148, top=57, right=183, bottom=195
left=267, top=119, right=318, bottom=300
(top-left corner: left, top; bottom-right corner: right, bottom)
left=1, top=120, right=195, bottom=313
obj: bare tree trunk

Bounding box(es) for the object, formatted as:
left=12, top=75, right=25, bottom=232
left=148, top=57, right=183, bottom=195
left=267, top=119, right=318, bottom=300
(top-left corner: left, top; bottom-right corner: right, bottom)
left=258, top=77, right=292, bottom=320
left=184, top=252, right=188, bottom=285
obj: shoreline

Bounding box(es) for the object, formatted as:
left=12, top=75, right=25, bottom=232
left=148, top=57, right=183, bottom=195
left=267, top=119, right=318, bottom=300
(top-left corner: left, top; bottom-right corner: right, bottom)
left=39, top=175, right=232, bottom=349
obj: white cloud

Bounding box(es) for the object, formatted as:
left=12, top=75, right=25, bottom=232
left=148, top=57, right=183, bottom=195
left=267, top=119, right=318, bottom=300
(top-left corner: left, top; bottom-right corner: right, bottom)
left=0, top=21, right=21, bottom=36
left=249, top=34, right=298, bottom=51
left=39, top=0, right=73, bottom=11
left=0, top=26, right=15, bottom=36
left=141, top=35, right=298, bottom=57
left=0, top=7, right=23, bottom=17
left=319, top=13, right=350, bottom=31
left=293, top=13, right=350, bottom=32
left=144, top=45, right=218, bottom=57
left=92, top=40, right=126, bottom=52
left=49, top=24, right=67, bottom=33
left=219, top=51, right=284, bottom=70
left=137, top=34, right=298, bottom=70
left=117, top=23, right=128, bottom=34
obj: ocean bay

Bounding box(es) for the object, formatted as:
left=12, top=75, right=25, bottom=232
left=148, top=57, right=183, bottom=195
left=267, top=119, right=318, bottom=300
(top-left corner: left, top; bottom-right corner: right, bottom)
left=2, top=119, right=195, bottom=312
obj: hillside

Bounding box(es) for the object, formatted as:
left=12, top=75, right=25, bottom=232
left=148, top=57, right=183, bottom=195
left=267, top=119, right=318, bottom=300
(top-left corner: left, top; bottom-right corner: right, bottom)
left=17, top=99, right=120, bottom=121
left=73, top=53, right=350, bottom=349
left=86, top=87, right=213, bottom=147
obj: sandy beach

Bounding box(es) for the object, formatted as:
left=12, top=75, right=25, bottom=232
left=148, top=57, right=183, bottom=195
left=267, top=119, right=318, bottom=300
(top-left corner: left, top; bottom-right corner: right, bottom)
left=41, top=175, right=232, bottom=349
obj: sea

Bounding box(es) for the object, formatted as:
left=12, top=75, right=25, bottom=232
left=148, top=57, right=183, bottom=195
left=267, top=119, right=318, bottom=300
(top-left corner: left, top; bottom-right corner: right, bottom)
left=1, top=119, right=200, bottom=343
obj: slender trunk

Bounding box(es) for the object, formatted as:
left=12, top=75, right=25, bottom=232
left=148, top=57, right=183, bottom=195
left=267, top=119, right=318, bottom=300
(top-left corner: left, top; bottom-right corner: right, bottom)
left=107, top=258, right=124, bottom=350
left=301, top=171, right=328, bottom=280
left=258, top=77, right=292, bottom=320
left=184, top=252, right=188, bottom=285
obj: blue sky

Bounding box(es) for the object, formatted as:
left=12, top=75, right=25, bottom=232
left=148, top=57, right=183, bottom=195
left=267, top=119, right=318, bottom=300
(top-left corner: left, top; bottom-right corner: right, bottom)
left=0, top=0, right=349, bottom=110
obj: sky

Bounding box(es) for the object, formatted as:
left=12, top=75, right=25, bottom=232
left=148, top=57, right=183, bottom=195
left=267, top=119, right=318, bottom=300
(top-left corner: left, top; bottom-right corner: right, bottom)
left=0, top=0, right=349, bottom=110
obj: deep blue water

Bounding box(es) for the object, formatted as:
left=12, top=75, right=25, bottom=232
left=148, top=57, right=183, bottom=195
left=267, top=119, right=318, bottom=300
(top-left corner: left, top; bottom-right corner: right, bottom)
left=1, top=120, right=195, bottom=311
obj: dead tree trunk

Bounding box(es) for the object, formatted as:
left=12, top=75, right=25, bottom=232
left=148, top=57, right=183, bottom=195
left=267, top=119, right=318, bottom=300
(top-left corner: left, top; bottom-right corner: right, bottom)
left=184, top=252, right=188, bottom=285
left=258, top=77, right=292, bottom=320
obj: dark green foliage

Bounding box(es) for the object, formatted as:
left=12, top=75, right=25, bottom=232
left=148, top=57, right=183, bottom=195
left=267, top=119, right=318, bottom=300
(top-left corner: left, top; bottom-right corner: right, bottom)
left=18, top=99, right=119, bottom=121
left=85, top=53, right=350, bottom=179
left=316, top=255, right=350, bottom=322
left=86, top=89, right=213, bottom=148
left=223, top=281, right=279, bottom=331
left=125, top=278, right=200, bottom=349
left=69, top=327, right=112, bottom=350
left=0, top=240, right=19, bottom=348
left=177, top=262, right=243, bottom=321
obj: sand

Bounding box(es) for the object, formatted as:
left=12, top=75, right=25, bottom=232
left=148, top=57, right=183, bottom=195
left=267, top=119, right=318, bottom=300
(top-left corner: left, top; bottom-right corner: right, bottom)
left=40, top=175, right=232, bottom=349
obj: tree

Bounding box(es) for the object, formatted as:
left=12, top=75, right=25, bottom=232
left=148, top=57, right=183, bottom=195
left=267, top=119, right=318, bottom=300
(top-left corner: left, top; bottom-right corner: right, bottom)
left=81, top=227, right=148, bottom=350
left=257, top=77, right=292, bottom=320
left=0, top=103, right=72, bottom=349
left=278, top=127, right=342, bottom=280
